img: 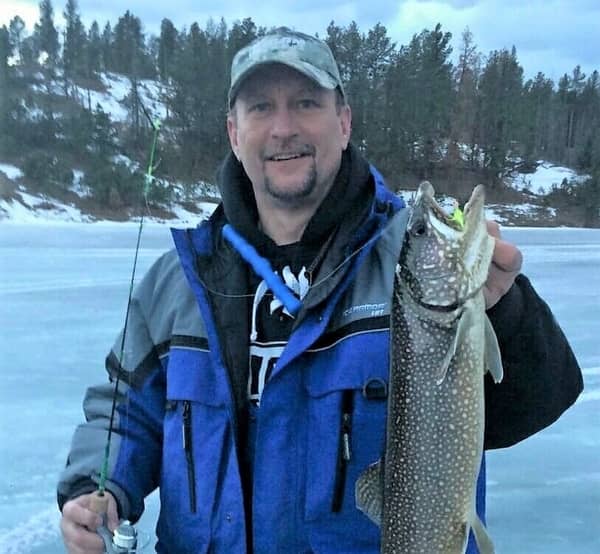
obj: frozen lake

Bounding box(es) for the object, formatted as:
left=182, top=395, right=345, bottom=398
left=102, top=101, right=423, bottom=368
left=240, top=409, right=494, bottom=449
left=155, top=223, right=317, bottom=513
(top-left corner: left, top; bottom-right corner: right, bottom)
left=0, top=222, right=598, bottom=553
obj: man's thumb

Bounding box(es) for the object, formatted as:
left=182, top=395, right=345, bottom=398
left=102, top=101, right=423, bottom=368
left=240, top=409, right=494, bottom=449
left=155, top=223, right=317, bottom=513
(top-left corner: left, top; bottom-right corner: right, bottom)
left=107, top=495, right=120, bottom=532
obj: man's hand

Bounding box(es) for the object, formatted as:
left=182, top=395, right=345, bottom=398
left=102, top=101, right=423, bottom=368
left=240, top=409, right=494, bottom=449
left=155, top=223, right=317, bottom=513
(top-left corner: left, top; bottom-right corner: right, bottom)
left=60, top=491, right=119, bottom=554
left=484, top=221, right=523, bottom=309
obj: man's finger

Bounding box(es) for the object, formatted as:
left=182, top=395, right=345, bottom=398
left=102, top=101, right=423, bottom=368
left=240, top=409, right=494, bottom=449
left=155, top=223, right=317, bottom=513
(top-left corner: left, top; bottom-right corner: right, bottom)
left=492, top=238, right=523, bottom=274
left=484, top=263, right=517, bottom=308
left=60, top=492, right=120, bottom=554
left=107, top=495, right=120, bottom=532
left=62, top=498, right=103, bottom=531
left=60, top=514, right=106, bottom=554
left=483, top=220, right=523, bottom=309
left=486, top=219, right=501, bottom=239
left=486, top=220, right=523, bottom=273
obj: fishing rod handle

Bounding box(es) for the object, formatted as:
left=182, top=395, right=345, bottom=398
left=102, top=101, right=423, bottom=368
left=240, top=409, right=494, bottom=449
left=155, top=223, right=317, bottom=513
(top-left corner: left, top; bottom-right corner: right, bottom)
left=90, top=490, right=110, bottom=515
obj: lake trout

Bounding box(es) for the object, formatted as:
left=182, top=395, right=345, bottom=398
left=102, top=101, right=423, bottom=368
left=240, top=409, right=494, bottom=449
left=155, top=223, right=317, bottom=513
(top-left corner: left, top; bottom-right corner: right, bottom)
left=356, top=182, right=503, bottom=554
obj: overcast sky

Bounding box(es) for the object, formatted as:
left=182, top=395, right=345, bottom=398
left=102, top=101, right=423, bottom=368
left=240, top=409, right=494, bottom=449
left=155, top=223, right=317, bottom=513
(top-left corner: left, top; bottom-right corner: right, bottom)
left=2, top=0, right=599, bottom=82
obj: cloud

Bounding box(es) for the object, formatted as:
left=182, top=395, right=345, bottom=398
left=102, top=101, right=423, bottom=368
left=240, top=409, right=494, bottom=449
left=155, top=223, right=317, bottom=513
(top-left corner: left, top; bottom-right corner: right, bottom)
left=2, top=0, right=597, bottom=81
left=387, top=0, right=600, bottom=79
left=0, top=1, right=40, bottom=29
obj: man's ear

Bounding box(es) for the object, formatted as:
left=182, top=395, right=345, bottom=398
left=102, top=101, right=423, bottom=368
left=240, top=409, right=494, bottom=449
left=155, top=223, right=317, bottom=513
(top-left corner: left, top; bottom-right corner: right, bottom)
left=227, top=113, right=239, bottom=158
left=340, top=104, right=352, bottom=150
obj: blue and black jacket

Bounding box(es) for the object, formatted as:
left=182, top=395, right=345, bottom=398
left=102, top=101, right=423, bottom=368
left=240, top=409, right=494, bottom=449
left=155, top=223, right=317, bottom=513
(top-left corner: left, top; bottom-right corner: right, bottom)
left=58, top=147, right=583, bottom=553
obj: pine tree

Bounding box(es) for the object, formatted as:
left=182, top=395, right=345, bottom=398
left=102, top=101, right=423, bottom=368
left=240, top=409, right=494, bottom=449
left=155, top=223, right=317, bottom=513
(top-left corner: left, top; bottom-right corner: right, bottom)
left=33, top=0, right=59, bottom=70
left=112, top=11, right=152, bottom=78
left=227, top=17, right=258, bottom=66
left=8, top=16, right=25, bottom=65
left=362, top=23, right=395, bottom=168
left=63, top=0, right=87, bottom=86
left=521, top=72, right=554, bottom=166
left=0, top=25, right=13, bottom=141
left=87, top=21, right=102, bottom=77
left=417, top=23, right=454, bottom=177
left=478, top=47, right=524, bottom=183
left=449, top=28, right=481, bottom=168
left=101, top=22, right=113, bottom=72
left=577, top=70, right=600, bottom=171
left=158, top=18, right=178, bottom=82
left=19, top=35, right=37, bottom=71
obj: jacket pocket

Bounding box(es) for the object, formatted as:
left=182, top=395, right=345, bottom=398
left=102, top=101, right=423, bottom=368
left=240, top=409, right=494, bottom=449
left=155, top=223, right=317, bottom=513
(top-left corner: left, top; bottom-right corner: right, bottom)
left=160, top=348, right=233, bottom=552
left=302, top=342, right=389, bottom=523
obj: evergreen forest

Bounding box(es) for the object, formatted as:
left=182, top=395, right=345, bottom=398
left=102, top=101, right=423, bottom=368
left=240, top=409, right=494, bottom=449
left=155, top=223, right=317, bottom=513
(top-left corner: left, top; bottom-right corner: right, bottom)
left=1, top=1, right=599, bottom=224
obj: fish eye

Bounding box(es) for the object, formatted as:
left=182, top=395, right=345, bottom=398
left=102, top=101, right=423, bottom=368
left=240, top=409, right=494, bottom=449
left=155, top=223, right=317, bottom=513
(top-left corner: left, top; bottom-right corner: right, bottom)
left=410, top=220, right=427, bottom=237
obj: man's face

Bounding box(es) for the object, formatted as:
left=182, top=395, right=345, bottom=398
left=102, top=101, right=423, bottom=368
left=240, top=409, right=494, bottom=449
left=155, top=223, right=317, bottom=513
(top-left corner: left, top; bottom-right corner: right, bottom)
left=227, top=64, right=351, bottom=208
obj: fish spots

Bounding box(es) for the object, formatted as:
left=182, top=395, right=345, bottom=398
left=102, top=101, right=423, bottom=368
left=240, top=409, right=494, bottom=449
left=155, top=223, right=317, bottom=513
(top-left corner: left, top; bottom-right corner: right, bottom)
left=380, top=184, right=495, bottom=552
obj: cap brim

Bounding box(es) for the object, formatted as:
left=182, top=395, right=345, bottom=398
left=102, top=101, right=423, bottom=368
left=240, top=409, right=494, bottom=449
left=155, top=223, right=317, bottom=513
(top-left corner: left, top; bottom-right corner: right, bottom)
left=228, top=59, right=339, bottom=107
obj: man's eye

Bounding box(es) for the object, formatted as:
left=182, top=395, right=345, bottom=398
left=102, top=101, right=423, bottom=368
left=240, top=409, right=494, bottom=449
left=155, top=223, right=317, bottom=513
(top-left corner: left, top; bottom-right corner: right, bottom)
left=298, top=99, right=319, bottom=109
left=249, top=102, right=270, bottom=113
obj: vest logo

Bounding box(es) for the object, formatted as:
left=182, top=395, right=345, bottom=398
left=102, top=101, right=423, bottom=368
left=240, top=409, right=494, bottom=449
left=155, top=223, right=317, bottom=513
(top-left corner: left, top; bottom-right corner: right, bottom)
left=342, top=302, right=387, bottom=319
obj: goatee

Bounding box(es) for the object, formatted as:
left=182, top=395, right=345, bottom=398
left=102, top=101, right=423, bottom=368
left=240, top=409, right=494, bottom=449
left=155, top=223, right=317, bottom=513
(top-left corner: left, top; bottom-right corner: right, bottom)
left=264, top=163, right=318, bottom=203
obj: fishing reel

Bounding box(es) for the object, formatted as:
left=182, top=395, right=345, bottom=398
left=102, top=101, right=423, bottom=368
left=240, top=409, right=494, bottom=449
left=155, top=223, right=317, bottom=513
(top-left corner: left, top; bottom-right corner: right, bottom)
left=97, top=519, right=139, bottom=554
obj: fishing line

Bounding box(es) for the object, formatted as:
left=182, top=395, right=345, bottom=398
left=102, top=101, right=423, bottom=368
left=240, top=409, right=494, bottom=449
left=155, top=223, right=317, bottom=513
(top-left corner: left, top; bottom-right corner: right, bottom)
left=194, top=226, right=386, bottom=301
left=97, top=91, right=161, bottom=501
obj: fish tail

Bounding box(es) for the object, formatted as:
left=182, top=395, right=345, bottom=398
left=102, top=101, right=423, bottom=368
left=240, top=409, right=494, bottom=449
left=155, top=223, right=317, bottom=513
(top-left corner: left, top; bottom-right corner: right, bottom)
left=471, top=512, right=495, bottom=554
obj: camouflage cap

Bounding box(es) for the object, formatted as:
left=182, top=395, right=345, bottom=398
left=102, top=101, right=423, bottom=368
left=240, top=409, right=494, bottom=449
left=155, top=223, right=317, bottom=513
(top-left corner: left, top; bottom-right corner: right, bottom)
left=228, top=27, right=345, bottom=107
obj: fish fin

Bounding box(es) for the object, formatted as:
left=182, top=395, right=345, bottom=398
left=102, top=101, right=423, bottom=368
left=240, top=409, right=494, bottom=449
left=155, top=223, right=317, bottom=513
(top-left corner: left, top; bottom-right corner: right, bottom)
left=484, top=315, right=503, bottom=383
left=436, top=314, right=467, bottom=384
left=355, top=460, right=383, bottom=526
left=471, top=515, right=495, bottom=554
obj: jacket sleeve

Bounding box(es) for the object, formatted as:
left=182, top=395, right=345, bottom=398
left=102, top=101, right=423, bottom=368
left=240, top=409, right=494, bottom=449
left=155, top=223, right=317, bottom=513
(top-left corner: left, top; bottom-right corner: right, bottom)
left=57, top=267, right=166, bottom=522
left=484, top=274, right=583, bottom=449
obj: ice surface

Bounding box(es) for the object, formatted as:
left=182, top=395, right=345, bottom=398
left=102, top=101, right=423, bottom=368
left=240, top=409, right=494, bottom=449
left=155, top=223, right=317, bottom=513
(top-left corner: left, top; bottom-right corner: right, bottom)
left=0, top=224, right=598, bottom=553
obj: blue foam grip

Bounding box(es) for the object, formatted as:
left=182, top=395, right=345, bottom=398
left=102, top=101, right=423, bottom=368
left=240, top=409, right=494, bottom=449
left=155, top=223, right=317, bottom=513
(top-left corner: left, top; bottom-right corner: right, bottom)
left=222, top=224, right=302, bottom=316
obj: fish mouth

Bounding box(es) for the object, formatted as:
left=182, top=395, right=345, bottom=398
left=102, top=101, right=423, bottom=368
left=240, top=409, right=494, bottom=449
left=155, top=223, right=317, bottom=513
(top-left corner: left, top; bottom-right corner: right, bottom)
left=411, top=183, right=462, bottom=235
left=410, top=182, right=487, bottom=240
left=403, top=182, right=492, bottom=307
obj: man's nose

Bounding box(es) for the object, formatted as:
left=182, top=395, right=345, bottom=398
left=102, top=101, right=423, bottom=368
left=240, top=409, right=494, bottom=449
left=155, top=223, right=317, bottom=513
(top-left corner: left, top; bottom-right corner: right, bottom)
left=271, top=107, right=297, bottom=139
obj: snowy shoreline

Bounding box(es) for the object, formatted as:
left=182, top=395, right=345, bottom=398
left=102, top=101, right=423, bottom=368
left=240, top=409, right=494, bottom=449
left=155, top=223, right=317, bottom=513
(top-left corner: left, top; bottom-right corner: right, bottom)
left=2, top=157, right=595, bottom=230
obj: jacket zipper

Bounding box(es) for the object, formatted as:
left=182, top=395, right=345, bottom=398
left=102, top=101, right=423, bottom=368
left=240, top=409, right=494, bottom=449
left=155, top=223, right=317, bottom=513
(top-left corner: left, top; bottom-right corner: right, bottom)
left=187, top=229, right=242, bottom=459
left=182, top=400, right=197, bottom=513
left=332, top=389, right=354, bottom=512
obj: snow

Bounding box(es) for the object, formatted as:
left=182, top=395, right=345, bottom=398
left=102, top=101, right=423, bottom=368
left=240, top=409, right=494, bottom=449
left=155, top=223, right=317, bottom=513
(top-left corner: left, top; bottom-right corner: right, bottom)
left=0, top=185, right=219, bottom=225
left=484, top=207, right=509, bottom=224
left=112, top=153, right=139, bottom=169
left=0, top=163, right=23, bottom=180
left=138, top=79, right=170, bottom=121
left=0, top=69, right=592, bottom=231
left=0, top=191, right=94, bottom=223
left=19, top=99, right=45, bottom=120
left=509, top=161, right=591, bottom=195
left=25, top=71, right=168, bottom=125
left=166, top=202, right=218, bottom=226
left=395, top=189, right=557, bottom=225
left=90, top=73, right=168, bottom=123
left=68, top=170, right=91, bottom=198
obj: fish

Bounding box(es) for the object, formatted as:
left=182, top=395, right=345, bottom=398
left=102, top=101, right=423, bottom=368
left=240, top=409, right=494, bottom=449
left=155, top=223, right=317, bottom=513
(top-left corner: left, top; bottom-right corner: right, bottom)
left=356, top=181, right=504, bottom=554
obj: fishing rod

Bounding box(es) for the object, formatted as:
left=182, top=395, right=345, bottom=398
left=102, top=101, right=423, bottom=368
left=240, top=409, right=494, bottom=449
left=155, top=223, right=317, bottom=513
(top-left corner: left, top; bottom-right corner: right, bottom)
left=89, top=87, right=162, bottom=553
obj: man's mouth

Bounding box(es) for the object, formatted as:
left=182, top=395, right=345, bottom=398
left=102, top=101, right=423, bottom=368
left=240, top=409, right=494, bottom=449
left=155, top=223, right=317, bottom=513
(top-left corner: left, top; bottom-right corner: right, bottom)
left=266, top=152, right=311, bottom=162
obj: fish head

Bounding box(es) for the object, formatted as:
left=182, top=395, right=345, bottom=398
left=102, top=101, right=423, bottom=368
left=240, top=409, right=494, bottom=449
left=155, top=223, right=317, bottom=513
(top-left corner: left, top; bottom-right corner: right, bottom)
left=399, top=181, right=495, bottom=309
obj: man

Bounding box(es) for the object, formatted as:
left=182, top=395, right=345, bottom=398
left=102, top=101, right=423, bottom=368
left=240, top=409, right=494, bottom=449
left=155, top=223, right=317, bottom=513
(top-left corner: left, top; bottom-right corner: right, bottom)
left=58, top=28, right=583, bottom=553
